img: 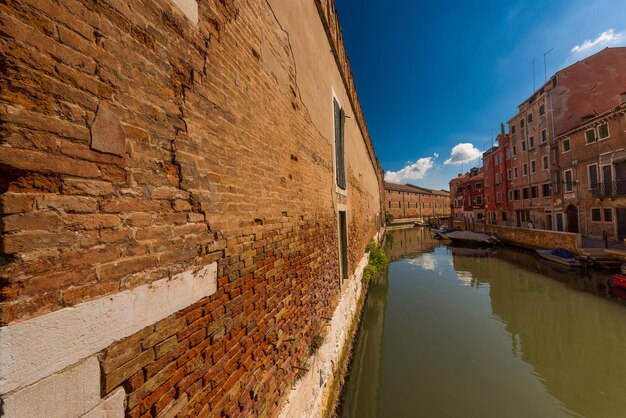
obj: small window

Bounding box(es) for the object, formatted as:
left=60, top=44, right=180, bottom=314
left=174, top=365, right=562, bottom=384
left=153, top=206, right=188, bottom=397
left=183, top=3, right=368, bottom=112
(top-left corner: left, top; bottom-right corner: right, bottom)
left=598, top=123, right=609, bottom=139
left=585, top=128, right=596, bottom=144
left=508, top=190, right=513, bottom=201
left=507, top=169, right=512, bottom=180
left=514, top=167, right=519, bottom=178
left=475, top=183, right=482, bottom=190
left=513, top=189, right=520, bottom=200
left=475, top=195, right=483, bottom=205
left=604, top=208, right=613, bottom=222
left=542, top=183, right=552, bottom=197
left=522, top=140, right=527, bottom=151
left=542, top=155, right=549, bottom=170
left=502, top=211, right=507, bottom=221
left=521, top=119, right=525, bottom=128
left=523, top=164, right=528, bottom=176
left=527, top=113, right=533, bottom=124
left=562, top=138, right=571, bottom=152
left=529, top=136, right=535, bottom=148
left=539, top=104, right=545, bottom=116
left=530, top=160, right=536, bottom=173
left=523, top=188, right=530, bottom=199
left=541, top=129, right=548, bottom=143
left=531, top=186, right=538, bottom=198
left=591, top=208, right=601, bottom=222
left=513, top=145, right=518, bottom=156
left=564, top=169, right=573, bottom=192
left=511, top=125, right=516, bottom=134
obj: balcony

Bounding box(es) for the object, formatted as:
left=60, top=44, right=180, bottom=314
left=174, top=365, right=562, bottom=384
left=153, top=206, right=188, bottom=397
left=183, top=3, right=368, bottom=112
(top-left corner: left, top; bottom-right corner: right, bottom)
left=592, top=180, right=626, bottom=197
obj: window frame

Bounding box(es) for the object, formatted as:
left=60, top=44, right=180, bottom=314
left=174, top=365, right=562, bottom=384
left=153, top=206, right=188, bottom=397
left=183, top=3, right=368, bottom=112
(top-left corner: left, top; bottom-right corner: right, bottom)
left=564, top=169, right=574, bottom=192
left=562, top=138, right=571, bottom=153
left=542, top=155, right=549, bottom=171
left=590, top=208, right=601, bottom=223
left=332, top=96, right=347, bottom=192
left=587, top=163, right=598, bottom=190
left=585, top=128, right=596, bottom=144
left=598, top=122, right=609, bottom=140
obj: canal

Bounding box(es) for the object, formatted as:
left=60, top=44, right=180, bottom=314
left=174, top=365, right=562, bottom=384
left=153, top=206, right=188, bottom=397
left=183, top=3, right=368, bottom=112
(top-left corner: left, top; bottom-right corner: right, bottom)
left=340, top=226, right=626, bottom=418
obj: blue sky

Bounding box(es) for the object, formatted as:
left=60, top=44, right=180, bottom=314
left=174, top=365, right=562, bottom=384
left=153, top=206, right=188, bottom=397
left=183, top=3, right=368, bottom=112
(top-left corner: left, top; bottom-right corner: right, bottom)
left=335, top=0, right=626, bottom=190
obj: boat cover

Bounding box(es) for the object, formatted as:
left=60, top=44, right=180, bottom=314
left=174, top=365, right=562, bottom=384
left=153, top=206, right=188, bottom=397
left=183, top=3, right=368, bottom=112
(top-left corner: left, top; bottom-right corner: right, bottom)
left=551, top=248, right=575, bottom=259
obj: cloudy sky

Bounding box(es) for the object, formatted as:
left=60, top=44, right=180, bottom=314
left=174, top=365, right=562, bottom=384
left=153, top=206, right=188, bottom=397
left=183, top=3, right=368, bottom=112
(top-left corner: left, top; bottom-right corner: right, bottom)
left=335, top=0, right=626, bottom=189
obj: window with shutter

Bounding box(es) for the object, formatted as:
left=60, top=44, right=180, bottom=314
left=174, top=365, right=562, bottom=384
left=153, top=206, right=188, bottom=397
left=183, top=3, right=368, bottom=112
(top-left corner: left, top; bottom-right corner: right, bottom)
left=333, top=99, right=346, bottom=190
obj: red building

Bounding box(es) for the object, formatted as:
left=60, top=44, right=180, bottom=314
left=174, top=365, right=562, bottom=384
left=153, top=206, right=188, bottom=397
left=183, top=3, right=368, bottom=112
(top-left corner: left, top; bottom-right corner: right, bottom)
left=483, top=129, right=511, bottom=224
left=449, top=167, right=485, bottom=222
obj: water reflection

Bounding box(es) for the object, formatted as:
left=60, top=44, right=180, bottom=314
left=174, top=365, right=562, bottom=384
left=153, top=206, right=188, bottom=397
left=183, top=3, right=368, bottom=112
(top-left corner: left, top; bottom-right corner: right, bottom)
left=341, top=226, right=626, bottom=418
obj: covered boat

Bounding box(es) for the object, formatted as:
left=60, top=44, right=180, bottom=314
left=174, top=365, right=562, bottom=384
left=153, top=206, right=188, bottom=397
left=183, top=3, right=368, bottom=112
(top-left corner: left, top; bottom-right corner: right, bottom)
left=444, top=230, right=499, bottom=245
left=431, top=227, right=456, bottom=239
left=536, top=248, right=581, bottom=267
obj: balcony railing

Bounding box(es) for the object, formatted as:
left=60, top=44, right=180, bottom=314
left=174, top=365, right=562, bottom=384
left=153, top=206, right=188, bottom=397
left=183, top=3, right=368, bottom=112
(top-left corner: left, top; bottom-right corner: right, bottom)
left=592, top=180, right=626, bottom=197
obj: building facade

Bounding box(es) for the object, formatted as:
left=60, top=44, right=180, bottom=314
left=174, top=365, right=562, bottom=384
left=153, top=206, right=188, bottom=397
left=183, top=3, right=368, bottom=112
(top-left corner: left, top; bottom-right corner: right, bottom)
left=384, top=182, right=450, bottom=220
left=462, top=47, right=626, bottom=235
left=449, top=167, right=485, bottom=222
left=555, top=100, right=626, bottom=238
left=0, top=1, right=383, bottom=417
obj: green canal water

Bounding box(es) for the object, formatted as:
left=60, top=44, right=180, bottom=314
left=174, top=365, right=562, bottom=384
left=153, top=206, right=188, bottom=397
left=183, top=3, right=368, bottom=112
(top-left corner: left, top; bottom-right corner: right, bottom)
left=340, top=227, right=626, bottom=418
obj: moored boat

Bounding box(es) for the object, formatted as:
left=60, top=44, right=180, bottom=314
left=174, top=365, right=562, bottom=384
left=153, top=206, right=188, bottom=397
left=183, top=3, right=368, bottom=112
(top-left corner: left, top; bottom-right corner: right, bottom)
left=431, top=227, right=456, bottom=239
left=536, top=248, right=582, bottom=267
left=444, top=230, right=499, bottom=246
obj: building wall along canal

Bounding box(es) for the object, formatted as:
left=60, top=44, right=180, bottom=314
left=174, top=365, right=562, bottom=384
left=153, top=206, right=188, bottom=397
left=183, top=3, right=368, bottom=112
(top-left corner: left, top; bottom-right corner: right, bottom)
left=0, top=0, right=383, bottom=416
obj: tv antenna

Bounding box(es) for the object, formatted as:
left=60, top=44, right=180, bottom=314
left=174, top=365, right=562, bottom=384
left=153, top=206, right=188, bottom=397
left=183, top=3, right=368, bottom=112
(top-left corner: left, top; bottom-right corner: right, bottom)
left=543, top=48, right=553, bottom=83
left=531, top=58, right=536, bottom=91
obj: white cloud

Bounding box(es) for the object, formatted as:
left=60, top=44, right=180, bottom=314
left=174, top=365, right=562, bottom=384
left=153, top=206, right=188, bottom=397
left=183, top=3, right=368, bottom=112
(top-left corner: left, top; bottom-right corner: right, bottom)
left=407, top=253, right=437, bottom=271
left=571, top=29, right=625, bottom=54
left=384, top=156, right=435, bottom=183
left=443, top=143, right=481, bottom=166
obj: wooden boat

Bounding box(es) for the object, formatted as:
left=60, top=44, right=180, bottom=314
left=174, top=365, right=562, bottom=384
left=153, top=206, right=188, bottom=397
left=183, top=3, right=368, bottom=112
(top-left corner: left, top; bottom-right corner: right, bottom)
left=535, top=248, right=581, bottom=267
left=444, top=230, right=499, bottom=246
left=431, top=227, right=456, bottom=239
left=414, top=220, right=430, bottom=227
left=610, top=274, right=626, bottom=289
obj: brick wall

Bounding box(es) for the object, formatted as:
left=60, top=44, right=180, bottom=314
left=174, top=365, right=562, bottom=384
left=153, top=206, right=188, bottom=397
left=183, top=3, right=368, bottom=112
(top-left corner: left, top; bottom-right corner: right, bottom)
left=0, top=0, right=382, bottom=416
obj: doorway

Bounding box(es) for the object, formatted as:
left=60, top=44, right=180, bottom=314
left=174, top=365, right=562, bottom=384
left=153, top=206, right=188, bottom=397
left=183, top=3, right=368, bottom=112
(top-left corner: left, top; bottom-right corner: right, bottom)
left=565, top=205, right=579, bottom=233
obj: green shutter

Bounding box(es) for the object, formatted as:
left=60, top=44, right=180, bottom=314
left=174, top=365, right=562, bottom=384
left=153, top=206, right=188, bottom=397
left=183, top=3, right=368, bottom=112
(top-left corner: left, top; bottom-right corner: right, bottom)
left=334, top=99, right=346, bottom=190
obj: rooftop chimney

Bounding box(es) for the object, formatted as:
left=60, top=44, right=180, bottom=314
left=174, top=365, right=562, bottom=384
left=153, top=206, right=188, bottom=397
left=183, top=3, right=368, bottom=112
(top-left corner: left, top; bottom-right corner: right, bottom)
left=500, top=122, right=505, bottom=135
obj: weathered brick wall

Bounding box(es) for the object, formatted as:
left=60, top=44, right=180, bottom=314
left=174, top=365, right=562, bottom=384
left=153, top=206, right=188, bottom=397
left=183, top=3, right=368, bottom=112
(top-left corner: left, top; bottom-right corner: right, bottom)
left=1, top=0, right=382, bottom=416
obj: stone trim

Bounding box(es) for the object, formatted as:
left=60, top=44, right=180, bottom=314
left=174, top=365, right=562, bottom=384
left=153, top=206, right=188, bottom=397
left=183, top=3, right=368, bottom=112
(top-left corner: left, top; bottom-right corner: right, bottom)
left=0, top=263, right=217, bottom=396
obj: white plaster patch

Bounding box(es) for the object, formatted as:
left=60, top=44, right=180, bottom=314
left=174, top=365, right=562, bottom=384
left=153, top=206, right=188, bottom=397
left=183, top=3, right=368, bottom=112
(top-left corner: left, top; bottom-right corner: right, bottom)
left=0, top=263, right=217, bottom=395
left=1, top=357, right=101, bottom=418
left=170, top=0, right=198, bottom=25
left=279, top=252, right=369, bottom=418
